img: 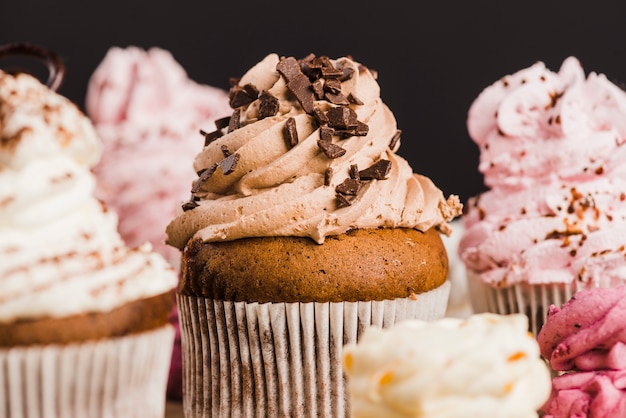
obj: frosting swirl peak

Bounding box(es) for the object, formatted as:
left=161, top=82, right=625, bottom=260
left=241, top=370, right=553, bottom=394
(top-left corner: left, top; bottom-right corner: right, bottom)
left=166, top=53, right=461, bottom=248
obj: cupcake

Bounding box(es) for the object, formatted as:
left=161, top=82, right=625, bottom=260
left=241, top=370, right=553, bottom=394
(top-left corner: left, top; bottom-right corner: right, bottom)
left=85, top=45, right=231, bottom=400
left=165, top=53, right=462, bottom=417
left=342, top=313, right=552, bottom=417
left=537, top=285, right=626, bottom=417
left=0, top=43, right=178, bottom=417
left=458, top=57, right=626, bottom=334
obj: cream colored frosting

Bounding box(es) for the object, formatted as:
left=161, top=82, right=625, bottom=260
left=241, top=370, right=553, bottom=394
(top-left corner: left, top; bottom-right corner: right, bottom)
left=343, top=313, right=551, bottom=418
left=0, top=70, right=177, bottom=322
left=166, top=53, right=461, bottom=249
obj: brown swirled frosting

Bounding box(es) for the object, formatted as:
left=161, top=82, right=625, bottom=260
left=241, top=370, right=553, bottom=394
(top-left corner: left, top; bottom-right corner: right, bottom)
left=166, top=53, right=461, bottom=249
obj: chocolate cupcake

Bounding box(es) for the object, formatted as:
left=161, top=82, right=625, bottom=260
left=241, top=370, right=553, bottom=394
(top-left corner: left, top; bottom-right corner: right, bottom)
left=0, top=43, right=178, bottom=418
left=166, top=53, right=462, bottom=417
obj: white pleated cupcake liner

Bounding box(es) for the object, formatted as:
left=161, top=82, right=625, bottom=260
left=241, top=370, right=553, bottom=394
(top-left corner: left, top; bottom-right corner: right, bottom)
left=0, top=324, right=175, bottom=418
left=467, top=272, right=577, bottom=336
left=178, top=279, right=450, bottom=418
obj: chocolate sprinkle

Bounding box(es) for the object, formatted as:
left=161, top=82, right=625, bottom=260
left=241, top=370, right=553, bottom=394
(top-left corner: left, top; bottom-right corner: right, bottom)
left=359, top=159, right=391, bottom=180
left=283, top=117, right=299, bottom=147
left=389, top=129, right=402, bottom=149
left=258, top=90, right=280, bottom=119
left=220, top=153, right=240, bottom=175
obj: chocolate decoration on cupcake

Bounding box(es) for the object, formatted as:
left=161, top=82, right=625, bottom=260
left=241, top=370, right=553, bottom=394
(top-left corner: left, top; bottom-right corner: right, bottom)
left=0, top=42, right=65, bottom=91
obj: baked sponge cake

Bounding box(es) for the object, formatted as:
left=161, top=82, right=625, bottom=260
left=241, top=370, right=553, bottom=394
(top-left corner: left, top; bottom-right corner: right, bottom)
left=0, top=43, right=177, bottom=418
left=166, top=53, right=462, bottom=417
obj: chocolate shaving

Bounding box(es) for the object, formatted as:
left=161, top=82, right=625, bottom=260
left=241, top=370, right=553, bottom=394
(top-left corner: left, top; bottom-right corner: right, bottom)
left=335, top=121, right=369, bottom=138
left=220, top=145, right=232, bottom=157
left=319, top=126, right=334, bottom=142
left=335, top=178, right=361, bottom=195
left=200, top=129, right=222, bottom=146
left=276, top=56, right=302, bottom=82
left=287, top=74, right=315, bottom=114
left=258, top=90, right=280, bottom=119
left=324, top=167, right=333, bottom=186
left=326, top=106, right=358, bottom=129
left=321, top=66, right=344, bottom=79
left=220, top=153, right=240, bottom=175
left=191, top=163, right=219, bottom=193
left=389, top=129, right=402, bottom=149
left=243, top=83, right=259, bottom=98
left=214, top=116, right=231, bottom=130
left=359, top=159, right=391, bottom=180
left=228, top=109, right=241, bottom=132
left=182, top=200, right=199, bottom=211
left=323, top=78, right=342, bottom=94
left=311, top=79, right=324, bottom=99
left=283, top=117, right=298, bottom=147
left=335, top=193, right=352, bottom=208
left=318, top=138, right=346, bottom=159
left=338, top=66, right=355, bottom=82
left=349, top=164, right=360, bottom=180
left=313, top=107, right=329, bottom=125
left=325, top=92, right=350, bottom=105
left=229, top=84, right=256, bottom=108
left=347, top=93, right=363, bottom=105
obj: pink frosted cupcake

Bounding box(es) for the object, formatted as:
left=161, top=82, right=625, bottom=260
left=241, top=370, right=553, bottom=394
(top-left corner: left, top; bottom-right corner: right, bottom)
left=86, top=46, right=231, bottom=399
left=537, top=285, right=626, bottom=417
left=459, top=57, right=626, bottom=334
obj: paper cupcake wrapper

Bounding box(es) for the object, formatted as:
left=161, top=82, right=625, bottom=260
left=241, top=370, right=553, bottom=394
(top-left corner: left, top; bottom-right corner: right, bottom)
left=467, top=272, right=576, bottom=335
left=0, top=325, right=175, bottom=418
left=178, top=280, right=450, bottom=418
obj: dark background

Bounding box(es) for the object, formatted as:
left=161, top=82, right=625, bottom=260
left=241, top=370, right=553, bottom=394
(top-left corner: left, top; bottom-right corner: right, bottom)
left=3, top=0, right=626, bottom=205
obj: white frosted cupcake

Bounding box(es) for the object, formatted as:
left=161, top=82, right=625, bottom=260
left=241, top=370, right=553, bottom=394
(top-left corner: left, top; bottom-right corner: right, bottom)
left=0, top=43, right=177, bottom=418
left=343, top=313, right=552, bottom=418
